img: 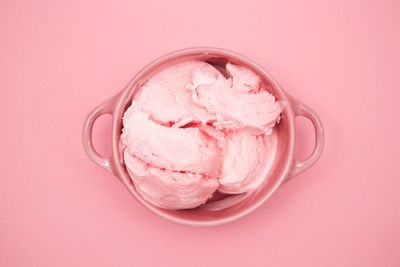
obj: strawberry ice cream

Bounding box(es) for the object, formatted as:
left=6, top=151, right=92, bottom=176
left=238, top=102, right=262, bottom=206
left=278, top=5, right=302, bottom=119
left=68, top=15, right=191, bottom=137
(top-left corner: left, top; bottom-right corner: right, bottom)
left=121, top=60, right=283, bottom=209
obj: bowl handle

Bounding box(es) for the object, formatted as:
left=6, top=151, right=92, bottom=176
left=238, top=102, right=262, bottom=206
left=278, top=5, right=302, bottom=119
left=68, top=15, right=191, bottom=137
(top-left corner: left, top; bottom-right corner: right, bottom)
left=82, top=96, right=118, bottom=174
left=287, top=96, right=324, bottom=180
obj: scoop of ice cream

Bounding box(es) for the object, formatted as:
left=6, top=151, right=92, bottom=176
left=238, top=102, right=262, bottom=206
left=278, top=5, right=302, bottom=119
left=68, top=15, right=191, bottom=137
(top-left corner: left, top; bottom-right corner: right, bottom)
left=218, top=130, right=278, bottom=194
left=190, top=63, right=282, bottom=134
left=124, top=151, right=218, bottom=209
left=131, top=61, right=222, bottom=126
left=122, top=108, right=219, bottom=176
left=121, top=60, right=283, bottom=209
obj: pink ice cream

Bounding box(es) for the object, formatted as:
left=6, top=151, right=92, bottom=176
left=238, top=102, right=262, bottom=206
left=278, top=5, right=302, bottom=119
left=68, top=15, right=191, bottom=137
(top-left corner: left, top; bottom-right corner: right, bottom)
left=121, top=60, right=283, bottom=209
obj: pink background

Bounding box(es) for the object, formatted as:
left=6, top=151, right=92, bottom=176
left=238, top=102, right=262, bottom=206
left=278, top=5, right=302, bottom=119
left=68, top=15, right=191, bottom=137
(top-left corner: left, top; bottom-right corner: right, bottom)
left=1, top=0, right=399, bottom=266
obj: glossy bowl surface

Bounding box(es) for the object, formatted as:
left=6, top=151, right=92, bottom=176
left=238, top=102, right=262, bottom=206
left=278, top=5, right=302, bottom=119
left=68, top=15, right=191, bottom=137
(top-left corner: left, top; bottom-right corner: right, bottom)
left=83, top=47, right=324, bottom=226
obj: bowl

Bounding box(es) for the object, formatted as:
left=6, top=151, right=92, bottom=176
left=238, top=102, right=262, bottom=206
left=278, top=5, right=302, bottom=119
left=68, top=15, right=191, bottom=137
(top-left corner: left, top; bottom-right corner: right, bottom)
left=82, top=47, right=324, bottom=226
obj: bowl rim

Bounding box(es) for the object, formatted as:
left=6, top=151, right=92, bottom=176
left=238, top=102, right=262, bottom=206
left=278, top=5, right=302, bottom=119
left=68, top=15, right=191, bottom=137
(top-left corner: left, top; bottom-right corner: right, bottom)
left=110, top=47, right=296, bottom=226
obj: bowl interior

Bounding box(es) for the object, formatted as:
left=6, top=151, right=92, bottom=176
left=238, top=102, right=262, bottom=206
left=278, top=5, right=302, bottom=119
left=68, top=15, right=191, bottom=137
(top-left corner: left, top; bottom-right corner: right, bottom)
left=112, top=48, right=294, bottom=226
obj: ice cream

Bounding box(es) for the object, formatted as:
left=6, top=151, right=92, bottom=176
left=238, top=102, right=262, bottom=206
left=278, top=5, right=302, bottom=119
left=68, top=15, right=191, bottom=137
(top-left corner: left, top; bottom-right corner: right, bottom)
left=121, top=60, right=283, bottom=209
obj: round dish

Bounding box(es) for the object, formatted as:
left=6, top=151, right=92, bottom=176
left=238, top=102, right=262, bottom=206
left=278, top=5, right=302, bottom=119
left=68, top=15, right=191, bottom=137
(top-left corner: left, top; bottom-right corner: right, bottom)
left=82, top=47, right=324, bottom=226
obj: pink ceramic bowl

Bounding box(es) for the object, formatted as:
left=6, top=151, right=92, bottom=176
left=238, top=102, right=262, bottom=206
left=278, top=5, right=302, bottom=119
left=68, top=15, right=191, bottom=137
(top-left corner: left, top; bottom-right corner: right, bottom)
left=82, top=47, right=324, bottom=226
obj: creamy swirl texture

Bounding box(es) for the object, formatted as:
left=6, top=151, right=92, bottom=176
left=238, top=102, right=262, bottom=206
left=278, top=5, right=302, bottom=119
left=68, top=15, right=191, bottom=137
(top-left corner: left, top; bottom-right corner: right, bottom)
left=121, top=61, right=283, bottom=209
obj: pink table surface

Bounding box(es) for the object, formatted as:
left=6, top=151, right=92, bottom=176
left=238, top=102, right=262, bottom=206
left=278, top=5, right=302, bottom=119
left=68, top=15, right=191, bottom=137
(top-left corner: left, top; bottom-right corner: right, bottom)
left=1, top=0, right=399, bottom=266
